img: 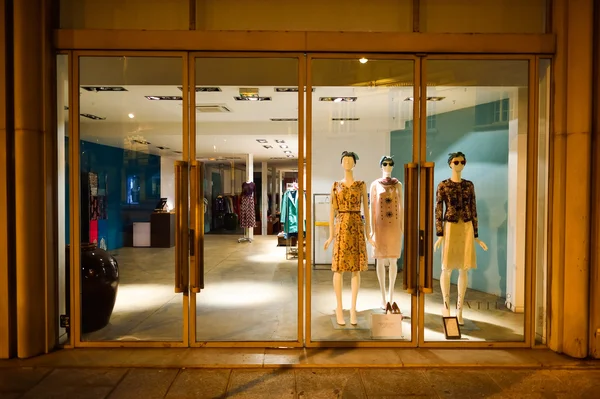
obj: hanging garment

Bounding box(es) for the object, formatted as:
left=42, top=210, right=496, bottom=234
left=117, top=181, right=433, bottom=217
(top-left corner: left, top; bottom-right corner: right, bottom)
left=435, top=179, right=479, bottom=270
left=369, top=177, right=403, bottom=259
left=331, top=181, right=368, bottom=272
left=240, top=182, right=256, bottom=228
left=281, top=189, right=299, bottom=234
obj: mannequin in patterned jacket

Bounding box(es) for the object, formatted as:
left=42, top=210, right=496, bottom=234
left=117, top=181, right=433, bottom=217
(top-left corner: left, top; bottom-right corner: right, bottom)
left=434, top=152, right=487, bottom=325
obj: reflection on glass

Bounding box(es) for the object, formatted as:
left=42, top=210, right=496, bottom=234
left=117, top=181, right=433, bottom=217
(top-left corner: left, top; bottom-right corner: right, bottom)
left=194, top=58, right=299, bottom=342
left=535, top=59, right=551, bottom=344
left=78, top=56, right=183, bottom=341
left=311, top=59, right=414, bottom=341
left=425, top=60, right=529, bottom=342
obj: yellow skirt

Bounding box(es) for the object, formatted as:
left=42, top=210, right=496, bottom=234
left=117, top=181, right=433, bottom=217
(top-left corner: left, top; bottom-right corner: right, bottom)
left=441, top=220, right=477, bottom=270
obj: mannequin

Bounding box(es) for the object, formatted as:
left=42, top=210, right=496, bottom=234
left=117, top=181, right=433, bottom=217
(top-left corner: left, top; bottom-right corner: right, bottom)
left=324, top=151, right=375, bottom=325
left=434, top=151, right=488, bottom=325
left=369, top=156, right=403, bottom=310
left=239, top=180, right=256, bottom=242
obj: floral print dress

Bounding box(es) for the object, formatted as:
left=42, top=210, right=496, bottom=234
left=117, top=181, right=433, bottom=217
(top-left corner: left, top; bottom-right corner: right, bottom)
left=331, top=181, right=368, bottom=272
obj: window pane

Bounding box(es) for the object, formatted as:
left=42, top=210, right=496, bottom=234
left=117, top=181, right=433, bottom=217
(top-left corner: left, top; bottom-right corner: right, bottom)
left=60, top=0, right=189, bottom=30
left=423, top=60, right=529, bottom=342
left=420, top=0, right=547, bottom=33
left=198, top=0, right=412, bottom=32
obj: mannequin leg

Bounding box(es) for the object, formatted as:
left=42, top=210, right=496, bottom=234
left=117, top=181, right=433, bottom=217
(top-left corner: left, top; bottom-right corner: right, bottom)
left=388, top=258, right=398, bottom=305
left=350, top=271, right=360, bottom=325
left=333, top=271, right=345, bottom=325
left=376, top=259, right=387, bottom=309
left=440, top=269, right=452, bottom=317
left=456, top=269, right=469, bottom=325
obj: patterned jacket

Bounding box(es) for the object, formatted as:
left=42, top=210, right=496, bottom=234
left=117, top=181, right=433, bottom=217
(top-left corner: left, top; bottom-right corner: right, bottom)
left=435, top=179, right=479, bottom=237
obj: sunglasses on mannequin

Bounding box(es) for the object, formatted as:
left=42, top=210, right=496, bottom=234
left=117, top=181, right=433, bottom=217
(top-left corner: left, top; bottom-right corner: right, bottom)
left=452, top=160, right=466, bottom=165
left=382, top=162, right=394, bottom=167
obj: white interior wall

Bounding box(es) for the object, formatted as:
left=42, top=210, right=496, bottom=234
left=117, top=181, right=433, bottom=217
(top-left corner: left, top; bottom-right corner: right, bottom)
left=506, top=89, right=527, bottom=313
left=160, top=157, right=175, bottom=211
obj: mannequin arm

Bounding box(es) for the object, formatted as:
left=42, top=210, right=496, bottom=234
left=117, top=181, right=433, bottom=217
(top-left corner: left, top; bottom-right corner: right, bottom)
left=475, top=238, right=488, bottom=251
left=362, top=183, right=376, bottom=248
left=434, top=236, right=443, bottom=251
left=324, top=185, right=336, bottom=250
left=435, top=184, right=444, bottom=237
left=396, top=182, right=404, bottom=236
left=369, top=182, right=376, bottom=240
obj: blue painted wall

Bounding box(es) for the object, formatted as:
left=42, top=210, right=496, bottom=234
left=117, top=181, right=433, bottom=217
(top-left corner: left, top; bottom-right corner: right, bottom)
left=391, top=101, right=509, bottom=297
left=73, top=140, right=162, bottom=250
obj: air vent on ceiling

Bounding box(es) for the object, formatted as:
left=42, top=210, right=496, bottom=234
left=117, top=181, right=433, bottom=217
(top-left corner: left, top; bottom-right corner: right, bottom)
left=319, top=97, right=357, bottom=102
left=274, top=87, right=316, bottom=92
left=196, top=104, right=231, bottom=113
left=80, top=113, right=106, bottom=120
left=234, top=96, right=271, bottom=101
left=270, top=118, right=297, bottom=122
left=81, top=86, right=127, bottom=92
left=178, top=86, right=222, bottom=92
left=146, top=96, right=183, bottom=101
left=332, top=118, right=360, bottom=121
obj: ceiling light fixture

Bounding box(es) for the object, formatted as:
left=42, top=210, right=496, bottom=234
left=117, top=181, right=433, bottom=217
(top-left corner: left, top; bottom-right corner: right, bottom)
left=128, top=113, right=135, bottom=119
left=279, top=145, right=288, bottom=149
left=284, top=151, right=292, bottom=154
left=404, top=96, right=446, bottom=102
left=275, top=140, right=286, bottom=143
left=359, top=57, right=368, bottom=64
left=331, top=118, right=360, bottom=121
left=256, top=139, right=268, bottom=143
left=319, top=97, right=357, bottom=102
left=270, top=118, right=298, bottom=122
left=178, top=86, right=222, bottom=92
left=145, top=95, right=182, bottom=101
left=80, top=113, right=106, bottom=120
left=286, top=155, right=294, bottom=158
left=81, top=86, right=128, bottom=92
left=263, top=145, right=273, bottom=149
left=234, top=96, right=271, bottom=101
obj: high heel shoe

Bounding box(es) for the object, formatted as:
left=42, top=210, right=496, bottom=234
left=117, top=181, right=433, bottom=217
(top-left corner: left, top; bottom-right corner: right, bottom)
left=391, top=302, right=401, bottom=314
left=385, top=302, right=393, bottom=314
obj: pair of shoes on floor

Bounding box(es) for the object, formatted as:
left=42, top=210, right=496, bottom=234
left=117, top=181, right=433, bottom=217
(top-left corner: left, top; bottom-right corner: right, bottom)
left=385, top=302, right=401, bottom=315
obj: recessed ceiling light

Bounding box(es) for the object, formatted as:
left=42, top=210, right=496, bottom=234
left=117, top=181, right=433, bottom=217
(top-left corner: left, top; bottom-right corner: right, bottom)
left=270, top=118, right=298, bottom=122
left=284, top=151, right=292, bottom=154
left=256, top=139, right=268, bottom=143
left=359, top=58, right=368, bottom=64
left=263, top=145, right=273, bottom=149
left=80, top=113, right=106, bottom=120
left=319, top=97, right=357, bottom=102
left=178, top=86, right=222, bottom=92
left=145, top=96, right=183, bottom=101
left=128, top=113, right=134, bottom=119
left=274, top=87, right=316, bottom=92
left=81, top=86, right=127, bottom=92
left=279, top=145, right=288, bottom=149
left=331, top=118, right=360, bottom=121
left=286, top=155, right=294, bottom=158
left=234, top=96, right=271, bottom=101
left=275, top=140, right=286, bottom=143
left=404, top=96, right=446, bottom=102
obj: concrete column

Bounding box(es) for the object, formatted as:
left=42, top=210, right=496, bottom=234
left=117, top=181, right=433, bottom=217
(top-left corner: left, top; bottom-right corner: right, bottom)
left=261, top=161, right=268, bottom=235
left=13, top=0, right=55, bottom=358
left=550, top=0, right=594, bottom=358
left=0, top=0, right=16, bottom=360
left=589, top=0, right=600, bottom=359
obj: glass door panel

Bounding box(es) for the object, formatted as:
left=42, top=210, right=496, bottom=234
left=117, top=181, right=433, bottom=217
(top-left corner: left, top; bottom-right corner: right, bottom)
left=308, top=57, right=417, bottom=343
left=75, top=55, right=187, bottom=342
left=422, top=59, right=529, bottom=342
left=192, top=56, right=301, bottom=343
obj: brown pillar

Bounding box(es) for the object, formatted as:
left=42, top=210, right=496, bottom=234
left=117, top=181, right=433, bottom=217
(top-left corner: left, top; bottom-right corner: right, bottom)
left=550, top=0, right=594, bottom=358
left=0, top=0, right=16, bottom=360
left=590, top=0, right=600, bottom=359
left=13, top=0, right=57, bottom=358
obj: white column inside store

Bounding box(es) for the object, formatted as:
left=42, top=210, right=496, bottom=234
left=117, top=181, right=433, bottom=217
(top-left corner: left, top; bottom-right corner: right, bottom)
left=261, top=161, right=268, bottom=236
left=246, top=153, right=254, bottom=240
left=271, top=167, right=277, bottom=214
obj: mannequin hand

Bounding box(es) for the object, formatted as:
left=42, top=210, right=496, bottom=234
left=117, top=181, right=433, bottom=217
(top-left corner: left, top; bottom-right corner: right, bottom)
left=368, top=237, right=377, bottom=249
left=434, top=237, right=443, bottom=251
left=324, top=237, right=333, bottom=250
left=475, top=238, right=488, bottom=251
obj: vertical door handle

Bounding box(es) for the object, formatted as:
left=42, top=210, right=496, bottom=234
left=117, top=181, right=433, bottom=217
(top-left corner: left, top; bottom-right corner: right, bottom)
left=403, top=163, right=418, bottom=294
left=174, top=161, right=189, bottom=293
left=190, top=160, right=204, bottom=292
left=422, top=162, right=435, bottom=293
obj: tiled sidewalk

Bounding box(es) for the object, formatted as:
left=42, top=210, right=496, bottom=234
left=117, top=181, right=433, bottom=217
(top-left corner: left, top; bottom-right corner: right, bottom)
left=1, top=348, right=599, bottom=398
left=1, top=367, right=600, bottom=398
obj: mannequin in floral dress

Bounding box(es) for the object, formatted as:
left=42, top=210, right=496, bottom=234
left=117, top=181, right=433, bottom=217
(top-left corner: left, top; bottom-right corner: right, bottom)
left=324, top=151, right=376, bottom=325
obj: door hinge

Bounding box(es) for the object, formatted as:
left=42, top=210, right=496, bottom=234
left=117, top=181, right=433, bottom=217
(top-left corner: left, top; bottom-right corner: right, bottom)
left=60, top=315, right=70, bottom=328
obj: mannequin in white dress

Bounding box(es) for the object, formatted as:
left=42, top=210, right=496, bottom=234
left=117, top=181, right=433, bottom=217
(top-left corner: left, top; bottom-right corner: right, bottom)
left=369, top=156, right=403, bottom=310
left=434, top=152, right=487, bottom=325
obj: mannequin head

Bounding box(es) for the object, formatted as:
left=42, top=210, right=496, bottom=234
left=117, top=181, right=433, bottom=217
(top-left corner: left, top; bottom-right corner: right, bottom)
left=447, top=151, right=467, bottom=173
left=340, top=151, right=359, bottom=170
left=379, top=156, right=394, bottom=174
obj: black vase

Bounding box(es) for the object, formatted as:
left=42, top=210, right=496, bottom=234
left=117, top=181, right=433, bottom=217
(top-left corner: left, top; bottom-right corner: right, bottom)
left=80, top=243, right=120, bottom=333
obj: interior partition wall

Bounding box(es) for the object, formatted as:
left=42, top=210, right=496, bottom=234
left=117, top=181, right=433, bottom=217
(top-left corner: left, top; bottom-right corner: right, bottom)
left=62, top=51, right=550, bottom=348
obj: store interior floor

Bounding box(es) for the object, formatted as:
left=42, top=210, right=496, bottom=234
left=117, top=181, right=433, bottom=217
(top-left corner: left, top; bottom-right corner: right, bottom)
left=83, top=235, right=524, bottom=343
